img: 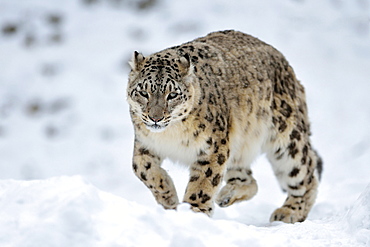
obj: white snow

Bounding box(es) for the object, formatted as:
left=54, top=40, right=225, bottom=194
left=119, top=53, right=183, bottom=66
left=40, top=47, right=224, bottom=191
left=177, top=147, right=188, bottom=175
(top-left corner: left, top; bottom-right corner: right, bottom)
left=0, top=0, right=370, bottom=246
left=1, top=176, right=368, bottom=247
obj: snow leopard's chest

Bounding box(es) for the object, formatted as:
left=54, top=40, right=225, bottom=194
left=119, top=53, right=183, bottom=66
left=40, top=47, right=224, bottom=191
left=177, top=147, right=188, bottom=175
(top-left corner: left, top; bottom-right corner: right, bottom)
left=137, top=124, right=210, bottom=165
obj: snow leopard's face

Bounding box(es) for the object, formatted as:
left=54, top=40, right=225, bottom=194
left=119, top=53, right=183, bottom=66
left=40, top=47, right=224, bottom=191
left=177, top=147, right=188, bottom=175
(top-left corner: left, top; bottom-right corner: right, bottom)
left=127, top=52, right=195, bottom=132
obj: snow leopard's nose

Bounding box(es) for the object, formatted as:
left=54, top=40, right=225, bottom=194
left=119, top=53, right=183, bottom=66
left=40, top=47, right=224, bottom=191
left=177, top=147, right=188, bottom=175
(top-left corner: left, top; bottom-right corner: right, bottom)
left=148, top=115, right=164, bottom=123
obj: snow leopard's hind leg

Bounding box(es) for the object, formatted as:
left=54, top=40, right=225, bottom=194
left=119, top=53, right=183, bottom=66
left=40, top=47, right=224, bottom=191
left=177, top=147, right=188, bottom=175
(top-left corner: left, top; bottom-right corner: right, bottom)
left=216, top=166, right=258, bottom=207
left=266, top=60, right=323, bottom=223
left=267, top=136, right=323, bottom=223
left=216, top=146, right=260, bottom=208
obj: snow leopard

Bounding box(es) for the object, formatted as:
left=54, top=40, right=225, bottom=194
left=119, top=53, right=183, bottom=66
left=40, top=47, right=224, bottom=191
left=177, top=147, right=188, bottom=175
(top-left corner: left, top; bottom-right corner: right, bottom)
left=126, top=30, right=323, bottom=223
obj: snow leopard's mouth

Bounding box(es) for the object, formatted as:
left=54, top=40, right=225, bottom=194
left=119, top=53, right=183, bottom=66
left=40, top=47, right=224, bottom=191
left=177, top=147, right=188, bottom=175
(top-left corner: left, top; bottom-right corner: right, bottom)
left=145, top=123, right=166, bottom=133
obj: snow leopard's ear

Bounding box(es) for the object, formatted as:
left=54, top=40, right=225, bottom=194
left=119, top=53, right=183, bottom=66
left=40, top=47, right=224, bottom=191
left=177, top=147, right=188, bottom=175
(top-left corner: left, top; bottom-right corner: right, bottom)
left=178, top=54, right=193, bottom=77
left=129, top=51, right=145, bottom=72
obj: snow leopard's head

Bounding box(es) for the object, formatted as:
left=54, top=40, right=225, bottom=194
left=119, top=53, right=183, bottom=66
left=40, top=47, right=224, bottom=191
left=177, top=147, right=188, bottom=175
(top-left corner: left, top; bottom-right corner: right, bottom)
left=127, top=51, right=196, bottom=132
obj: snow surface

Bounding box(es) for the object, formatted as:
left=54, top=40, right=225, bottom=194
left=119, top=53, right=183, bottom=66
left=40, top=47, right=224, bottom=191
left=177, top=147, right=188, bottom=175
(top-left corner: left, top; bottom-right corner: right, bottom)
left=0, top=176, right=369, bottom=247
left=0, top=0, right=370, bottom=246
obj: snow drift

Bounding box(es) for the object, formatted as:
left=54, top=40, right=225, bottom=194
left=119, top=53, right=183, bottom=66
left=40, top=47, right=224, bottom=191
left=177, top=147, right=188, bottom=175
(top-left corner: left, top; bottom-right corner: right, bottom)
left=0, top=176, right=369, bottom=247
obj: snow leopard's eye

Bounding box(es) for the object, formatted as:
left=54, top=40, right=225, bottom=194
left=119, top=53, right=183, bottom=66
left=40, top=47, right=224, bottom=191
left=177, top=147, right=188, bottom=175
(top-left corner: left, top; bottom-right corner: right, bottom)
left=167, top=92, right=178, bottom=101
left=139, top=91, right=149, bottom=99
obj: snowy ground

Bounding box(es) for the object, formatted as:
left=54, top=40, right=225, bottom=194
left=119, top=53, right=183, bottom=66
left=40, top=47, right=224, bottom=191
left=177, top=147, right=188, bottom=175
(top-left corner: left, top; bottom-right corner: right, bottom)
left=0, top=0, right=370, bottom=246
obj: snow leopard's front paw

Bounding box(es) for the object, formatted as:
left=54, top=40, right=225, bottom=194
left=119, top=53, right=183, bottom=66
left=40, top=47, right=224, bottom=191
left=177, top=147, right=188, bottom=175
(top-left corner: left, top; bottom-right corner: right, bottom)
left=270, top=207, right=305, bottom=223
left=154, top=190, right=179, bottom=210
left=189, top=203, right=214, bottom=217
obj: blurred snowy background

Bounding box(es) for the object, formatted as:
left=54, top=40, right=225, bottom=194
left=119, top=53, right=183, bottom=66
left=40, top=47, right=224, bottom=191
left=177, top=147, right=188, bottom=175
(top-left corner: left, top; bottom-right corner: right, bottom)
left=0, top=0, right=369, bottom=246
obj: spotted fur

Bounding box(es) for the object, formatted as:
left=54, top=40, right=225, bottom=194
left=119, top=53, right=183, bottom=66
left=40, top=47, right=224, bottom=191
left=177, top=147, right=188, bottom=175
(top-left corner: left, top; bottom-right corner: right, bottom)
left=127, top=30, right=323, bottom=223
